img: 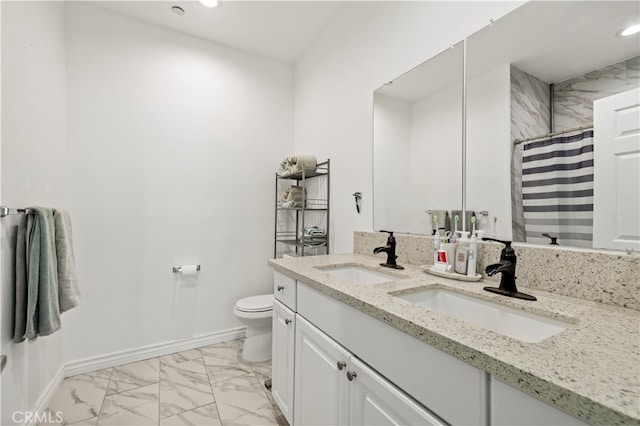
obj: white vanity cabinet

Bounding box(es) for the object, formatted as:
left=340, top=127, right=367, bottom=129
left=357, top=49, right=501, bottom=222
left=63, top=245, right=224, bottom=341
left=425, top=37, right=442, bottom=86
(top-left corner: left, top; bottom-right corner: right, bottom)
left=271, top=269, right=587, bottom=426
left=348, top=354, right=445, bottom=425
left=294, top=315, right=444, bottom=426
left=297, top=283, right=488, bottom=425
left=490, top=377, right=587, bottom=426
left=274, top=271, right=297, bottom=310
left=272, top=299, right=296, bottom=424
left=294, top=315, right=350, bottom=425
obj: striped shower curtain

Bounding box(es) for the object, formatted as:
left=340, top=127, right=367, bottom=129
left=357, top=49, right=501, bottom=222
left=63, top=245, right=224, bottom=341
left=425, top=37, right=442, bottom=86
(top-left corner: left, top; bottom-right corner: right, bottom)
left=521, top=129, right=594, bottom=248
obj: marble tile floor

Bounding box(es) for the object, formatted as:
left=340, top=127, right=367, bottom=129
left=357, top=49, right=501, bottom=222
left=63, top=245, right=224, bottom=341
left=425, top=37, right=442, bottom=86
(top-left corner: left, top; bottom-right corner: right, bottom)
left=41, top=339, right=287, bottom=426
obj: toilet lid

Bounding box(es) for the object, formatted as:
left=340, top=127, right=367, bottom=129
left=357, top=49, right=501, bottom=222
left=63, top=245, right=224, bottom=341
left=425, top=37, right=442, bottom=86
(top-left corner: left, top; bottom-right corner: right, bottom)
left=235, top=294, right=273, bottom=312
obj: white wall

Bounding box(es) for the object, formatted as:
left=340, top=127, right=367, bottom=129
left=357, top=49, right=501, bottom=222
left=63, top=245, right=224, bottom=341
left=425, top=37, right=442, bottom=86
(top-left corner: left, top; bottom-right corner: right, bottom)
left=373, top=94, right=411, bottom=232
left=62, top=3, right=293, bottom=362
left=467, top=65, right=512, bottom=238
left=1, top=2, right=67, bottom=424
left=374, top=82, right=464, bottom=235
left=293, top=1, right=522, bottom=252
left=409, top=83, right=463, bottom=235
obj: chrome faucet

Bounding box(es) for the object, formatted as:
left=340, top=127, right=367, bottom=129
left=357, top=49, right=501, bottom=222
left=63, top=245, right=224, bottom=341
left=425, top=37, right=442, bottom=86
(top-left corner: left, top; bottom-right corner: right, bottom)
left=373, top=230, right=404, bottom=270
left=483, top=238, right=536, bottom=301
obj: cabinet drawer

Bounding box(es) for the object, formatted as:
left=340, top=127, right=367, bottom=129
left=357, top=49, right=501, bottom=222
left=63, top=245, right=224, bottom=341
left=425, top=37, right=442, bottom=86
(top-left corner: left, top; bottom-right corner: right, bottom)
left=274, top=271, right=296, bottom=310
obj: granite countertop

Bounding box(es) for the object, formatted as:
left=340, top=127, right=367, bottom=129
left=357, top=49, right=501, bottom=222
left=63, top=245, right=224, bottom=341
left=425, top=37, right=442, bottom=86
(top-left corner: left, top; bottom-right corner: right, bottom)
left=268, top=253, right=640, bottom=426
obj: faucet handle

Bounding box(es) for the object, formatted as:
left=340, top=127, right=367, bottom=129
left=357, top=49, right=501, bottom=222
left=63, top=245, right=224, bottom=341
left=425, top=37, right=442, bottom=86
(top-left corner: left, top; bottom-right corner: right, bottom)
left=482, top=238, right=515, bottom=262
left=379, top=230, right=394, bottom=236
left=481, top=237, right=511, bottom=247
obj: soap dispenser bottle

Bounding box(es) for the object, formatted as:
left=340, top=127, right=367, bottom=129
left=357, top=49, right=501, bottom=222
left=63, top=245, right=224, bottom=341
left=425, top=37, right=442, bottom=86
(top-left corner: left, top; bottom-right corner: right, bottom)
left=433, top=229, right=441, bottom=264
left=454, top=231, right=470, bottom=274
left=467, top=232, right=478, bottom=277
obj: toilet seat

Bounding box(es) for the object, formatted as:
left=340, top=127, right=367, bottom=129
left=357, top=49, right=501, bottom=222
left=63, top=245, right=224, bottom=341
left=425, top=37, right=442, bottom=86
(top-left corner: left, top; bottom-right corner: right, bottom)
left=234, top=294, right=273, bottom=313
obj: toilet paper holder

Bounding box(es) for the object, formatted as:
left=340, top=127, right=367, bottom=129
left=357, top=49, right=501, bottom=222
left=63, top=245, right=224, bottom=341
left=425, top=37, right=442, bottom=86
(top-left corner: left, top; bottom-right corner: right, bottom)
left=172, top=265, right=201, bottom=273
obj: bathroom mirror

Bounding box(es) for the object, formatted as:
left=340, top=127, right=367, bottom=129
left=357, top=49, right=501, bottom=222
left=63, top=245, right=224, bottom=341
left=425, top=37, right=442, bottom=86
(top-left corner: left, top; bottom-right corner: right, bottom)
left=373, top=42, right=464, bottom=235
left=466, top=1, right=639, bottom=249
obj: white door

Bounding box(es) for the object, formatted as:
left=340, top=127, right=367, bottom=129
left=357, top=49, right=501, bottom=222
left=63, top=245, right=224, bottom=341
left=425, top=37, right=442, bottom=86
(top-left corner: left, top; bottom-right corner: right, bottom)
left=272, top=300, right=296, bottom=424
left=294, top=315, right=350, bottom=426
left=349, top=357, right=445, bottom=426
left=593, top=88, right=640, bottom=251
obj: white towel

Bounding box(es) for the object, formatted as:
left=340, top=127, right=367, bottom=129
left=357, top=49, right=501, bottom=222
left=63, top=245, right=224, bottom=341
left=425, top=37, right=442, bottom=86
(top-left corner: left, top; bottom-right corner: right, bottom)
left=53, top=209, right=80, bottom=313
left=280, top=186, right=305, bottom=208
left=277, top=155, right=317, bottom=176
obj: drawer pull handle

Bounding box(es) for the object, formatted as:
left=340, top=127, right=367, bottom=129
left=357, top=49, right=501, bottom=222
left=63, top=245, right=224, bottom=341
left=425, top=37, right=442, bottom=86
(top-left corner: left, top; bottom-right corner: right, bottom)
left=277, top=285, right=285, bottom=291
left=347, top=371, right=357, bottom=381
left=285, top=319, right=292, bottom=325
left=336, top=361, right=346, bottom=370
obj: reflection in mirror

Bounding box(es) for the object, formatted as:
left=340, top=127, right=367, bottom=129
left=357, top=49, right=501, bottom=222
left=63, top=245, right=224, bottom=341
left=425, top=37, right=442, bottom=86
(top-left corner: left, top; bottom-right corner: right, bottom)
left=466, top=1, right=639, bottom=250
left=373, top=42, right=464, bottom=235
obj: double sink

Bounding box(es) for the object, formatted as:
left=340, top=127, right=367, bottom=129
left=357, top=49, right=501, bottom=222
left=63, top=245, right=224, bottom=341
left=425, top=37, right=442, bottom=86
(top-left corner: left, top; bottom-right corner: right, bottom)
left=318, top=265, right=570, bottom=343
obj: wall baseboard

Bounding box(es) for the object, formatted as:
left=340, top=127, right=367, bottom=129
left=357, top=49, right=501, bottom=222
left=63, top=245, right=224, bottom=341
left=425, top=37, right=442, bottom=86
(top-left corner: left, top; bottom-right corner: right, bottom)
left=64, top=326, right=246, bottom=378
left=31, top=364, right=65, bottom=426
left=29, top=327, right=246, bottom=425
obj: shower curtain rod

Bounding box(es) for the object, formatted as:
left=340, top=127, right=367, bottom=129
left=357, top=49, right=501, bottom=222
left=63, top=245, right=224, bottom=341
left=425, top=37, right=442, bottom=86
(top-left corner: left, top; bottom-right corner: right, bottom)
left=513, top=123, right=593, bottom=146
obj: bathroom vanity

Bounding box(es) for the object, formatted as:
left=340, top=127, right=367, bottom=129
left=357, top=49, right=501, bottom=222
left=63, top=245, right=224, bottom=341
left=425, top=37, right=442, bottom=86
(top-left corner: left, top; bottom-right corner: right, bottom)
left=268, top=251, right=639, bottom=425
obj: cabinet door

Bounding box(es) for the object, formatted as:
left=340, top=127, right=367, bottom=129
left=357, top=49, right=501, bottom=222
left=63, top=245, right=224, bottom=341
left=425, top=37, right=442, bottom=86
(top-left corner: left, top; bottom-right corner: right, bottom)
left=349, top=357, right=445, bottom=426
left=272, top=300, right=295, bottom=424
left=491, top=377, right=587, bottom=425
left=294, top=315, right=350, bottom=426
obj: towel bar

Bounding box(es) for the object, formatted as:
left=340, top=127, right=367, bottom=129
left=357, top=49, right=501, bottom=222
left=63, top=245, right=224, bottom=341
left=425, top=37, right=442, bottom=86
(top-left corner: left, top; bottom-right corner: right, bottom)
left=172, top=265, right=201, bottom=273
left=0, top=206, right=34, bottom=218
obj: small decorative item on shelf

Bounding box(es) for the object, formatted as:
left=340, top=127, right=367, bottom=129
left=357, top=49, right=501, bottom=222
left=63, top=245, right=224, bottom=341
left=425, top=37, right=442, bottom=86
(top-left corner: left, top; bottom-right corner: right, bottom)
left=277, top=155, right=317, bottom=177
left=280, top=186, right=305, bottom=208
left=301, top=226, right=326, bottom=246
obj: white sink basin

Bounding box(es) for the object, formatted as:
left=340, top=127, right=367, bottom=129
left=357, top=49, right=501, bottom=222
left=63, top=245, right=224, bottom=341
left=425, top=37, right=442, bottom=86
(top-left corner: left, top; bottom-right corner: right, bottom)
left=319, top=265, right=401, bottom=285
left=396, top=288, right=570, bottom=343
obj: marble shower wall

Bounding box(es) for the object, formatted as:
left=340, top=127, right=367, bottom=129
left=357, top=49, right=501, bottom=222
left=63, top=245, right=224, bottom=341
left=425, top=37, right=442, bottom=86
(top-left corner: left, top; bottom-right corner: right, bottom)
left=554, top=56, right=640, bottom=130
left=510, top=66, right=551, bottom=241
left=354, top=231, right=640, bottom=311
left=510, top=65, right=551, bottom=141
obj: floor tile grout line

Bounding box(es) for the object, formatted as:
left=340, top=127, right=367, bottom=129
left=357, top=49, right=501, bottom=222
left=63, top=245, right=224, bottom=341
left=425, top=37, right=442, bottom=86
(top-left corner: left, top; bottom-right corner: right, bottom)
left=200, top=345, right=225, bottom=426
left=94, top=366, right=115, bottom=426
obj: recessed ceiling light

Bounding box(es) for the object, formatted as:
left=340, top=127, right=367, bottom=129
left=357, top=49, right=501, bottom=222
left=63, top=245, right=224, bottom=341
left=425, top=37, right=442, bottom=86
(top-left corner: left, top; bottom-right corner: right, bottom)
left=199, top=0, right=221, bottom=8
left=618, top=24, right=640, bottom=37
left=171, top=6, right=185, bottom=15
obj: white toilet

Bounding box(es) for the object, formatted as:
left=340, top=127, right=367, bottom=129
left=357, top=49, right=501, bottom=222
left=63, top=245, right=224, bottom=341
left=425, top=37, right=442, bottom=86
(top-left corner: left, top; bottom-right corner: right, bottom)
left=233, top=294, right=274, bottom=362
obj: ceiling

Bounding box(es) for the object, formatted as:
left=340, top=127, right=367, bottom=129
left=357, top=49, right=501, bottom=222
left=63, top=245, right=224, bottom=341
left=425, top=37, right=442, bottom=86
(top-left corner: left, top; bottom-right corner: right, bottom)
left=467, top=1, right=640, bottom=84
left=91, top=1, right=347, bottom=64
left=376, top=1, right=639, bottom=103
